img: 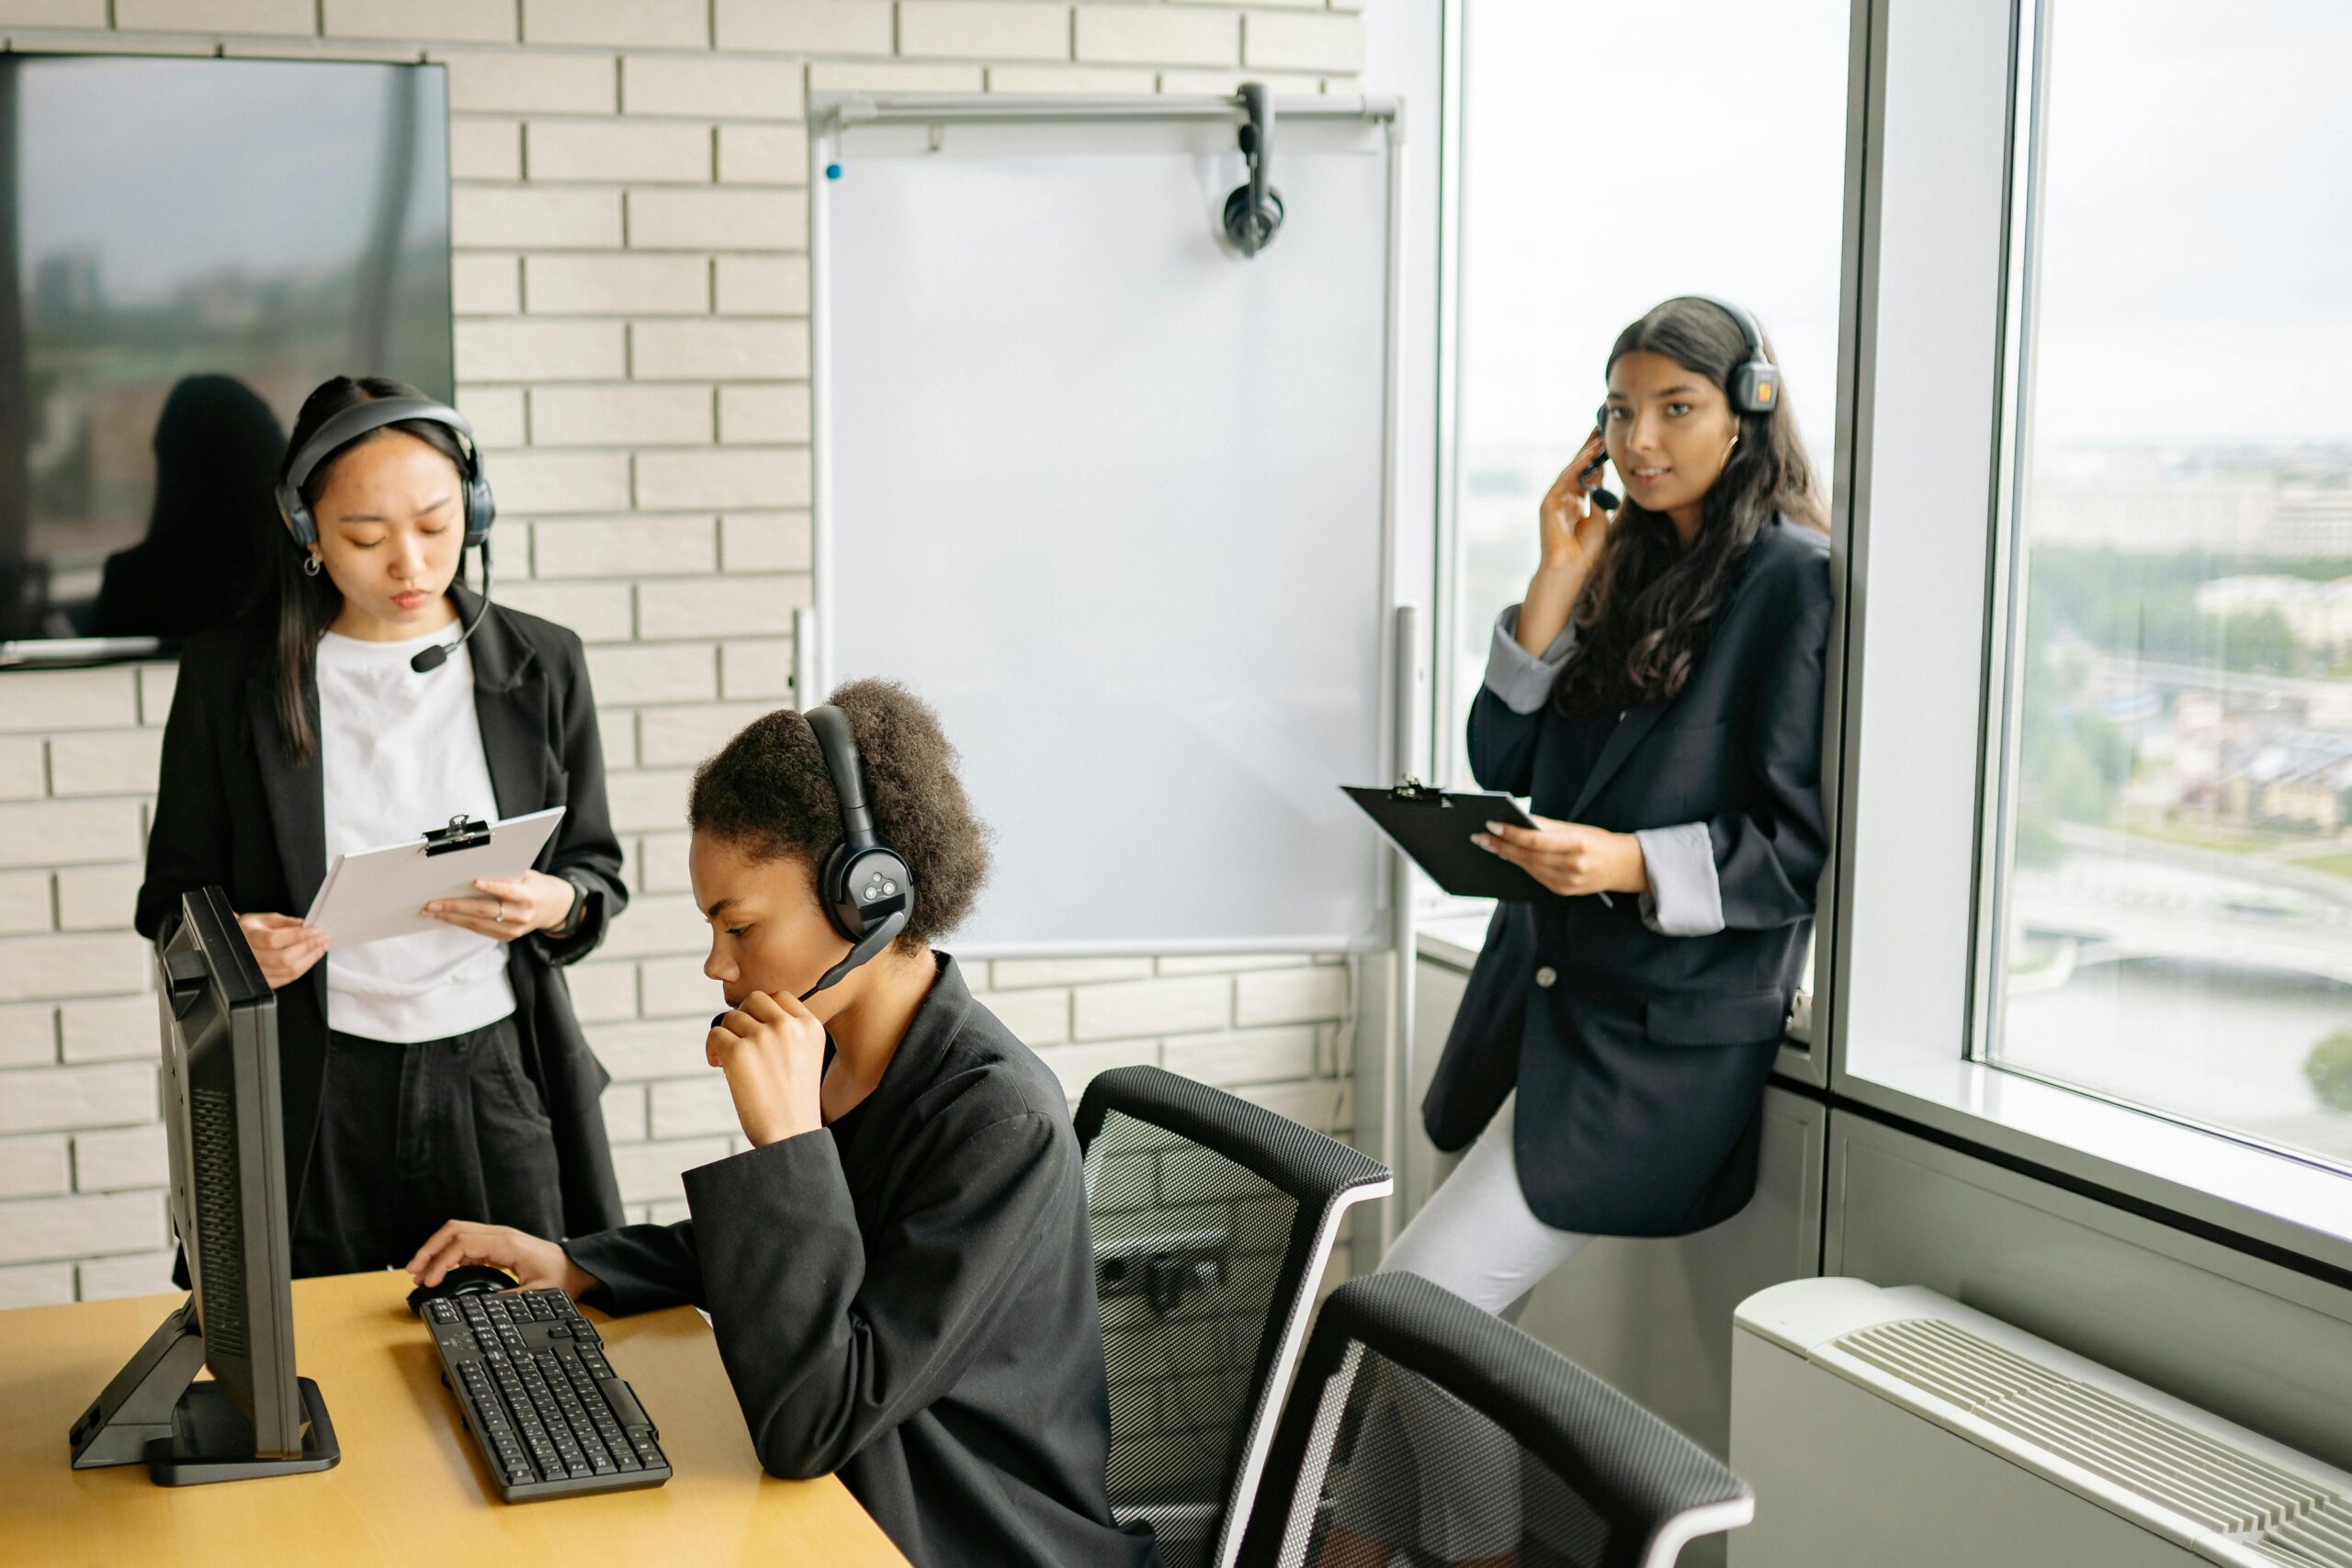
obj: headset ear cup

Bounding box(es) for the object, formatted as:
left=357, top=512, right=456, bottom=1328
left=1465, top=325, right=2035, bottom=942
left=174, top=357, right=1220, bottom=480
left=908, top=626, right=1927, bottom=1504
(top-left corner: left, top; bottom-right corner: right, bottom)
left=819, top=840, right=863, bottom=941
left=276, top=481, right=316, bottom=552
left=1222, top=184, right=1284, bottom=256
left=1730, top=361, right=1781, bottom=416
left=465, top=472, right=496, bottom=548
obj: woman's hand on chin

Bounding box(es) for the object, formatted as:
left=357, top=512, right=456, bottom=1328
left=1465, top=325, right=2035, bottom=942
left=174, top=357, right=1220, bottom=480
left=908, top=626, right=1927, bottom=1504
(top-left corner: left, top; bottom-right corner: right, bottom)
left=707, top=988, right=828, bottom=1146
left=1471, top=815, right=1651, bottom=898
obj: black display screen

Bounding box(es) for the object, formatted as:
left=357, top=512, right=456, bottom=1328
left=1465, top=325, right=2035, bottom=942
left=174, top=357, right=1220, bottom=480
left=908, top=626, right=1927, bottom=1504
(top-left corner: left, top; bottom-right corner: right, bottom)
left=0, top=53, right=451, bottom=655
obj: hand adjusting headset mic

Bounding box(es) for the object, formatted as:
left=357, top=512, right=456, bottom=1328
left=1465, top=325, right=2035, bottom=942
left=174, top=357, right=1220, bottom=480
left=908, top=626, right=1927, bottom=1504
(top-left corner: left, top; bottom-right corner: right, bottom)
left=1578, top=439, right=1622, bottom=514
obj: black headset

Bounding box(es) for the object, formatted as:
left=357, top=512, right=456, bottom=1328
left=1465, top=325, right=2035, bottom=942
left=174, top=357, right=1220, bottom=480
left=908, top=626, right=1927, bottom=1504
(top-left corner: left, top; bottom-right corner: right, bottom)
left=277, top=396, right=499, bottom=674
left=277, top=396, right=493, bottom=551
left=1593, top=295, right=1782, bottom=457
left=797, top=704, right=915, bottom=1000
left=1690, top=296, right=1782, bottom=415
left=1222, top=83, right=1284, bottom=258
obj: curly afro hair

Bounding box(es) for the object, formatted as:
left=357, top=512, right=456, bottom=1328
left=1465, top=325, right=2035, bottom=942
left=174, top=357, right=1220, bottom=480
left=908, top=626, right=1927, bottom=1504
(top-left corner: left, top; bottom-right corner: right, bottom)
left=687, top=679, right=993, bottom=951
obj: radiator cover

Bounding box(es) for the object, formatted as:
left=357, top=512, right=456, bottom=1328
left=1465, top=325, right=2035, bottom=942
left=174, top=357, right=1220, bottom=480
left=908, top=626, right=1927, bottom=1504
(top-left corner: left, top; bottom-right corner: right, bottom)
left=1729, top=1279, right=2352, bottom=1568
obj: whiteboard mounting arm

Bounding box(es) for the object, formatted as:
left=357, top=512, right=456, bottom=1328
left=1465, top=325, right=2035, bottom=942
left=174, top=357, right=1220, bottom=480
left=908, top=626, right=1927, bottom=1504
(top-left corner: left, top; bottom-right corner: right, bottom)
left=818, top=92, right=1399, bottom=131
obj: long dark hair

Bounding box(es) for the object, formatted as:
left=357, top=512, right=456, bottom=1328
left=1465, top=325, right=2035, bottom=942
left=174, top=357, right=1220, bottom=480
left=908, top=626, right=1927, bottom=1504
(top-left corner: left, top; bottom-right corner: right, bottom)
left=265, top=375, right=472, bottom=765
left=1551, top=298, right=1828, bottom=719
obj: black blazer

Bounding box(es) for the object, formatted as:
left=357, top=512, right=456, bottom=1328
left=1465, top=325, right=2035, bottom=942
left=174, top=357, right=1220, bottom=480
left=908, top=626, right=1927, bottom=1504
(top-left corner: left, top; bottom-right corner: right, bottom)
left=1423, top=516, right=1832, bottom=1235
left=136, top=587, right=628, bottom=1241
left=563, top=956, right=1159, bottom=1568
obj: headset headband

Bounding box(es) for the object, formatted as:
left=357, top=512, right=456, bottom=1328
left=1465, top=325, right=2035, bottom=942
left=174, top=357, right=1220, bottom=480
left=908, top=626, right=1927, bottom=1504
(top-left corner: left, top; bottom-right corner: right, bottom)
left=1685, top=295, right=1781, bottom=415
left=806, top=705, right=877, bottom=851
left=1690, top=296, right=1770, bottom=367
left=283, top=397, right=479, bottom=494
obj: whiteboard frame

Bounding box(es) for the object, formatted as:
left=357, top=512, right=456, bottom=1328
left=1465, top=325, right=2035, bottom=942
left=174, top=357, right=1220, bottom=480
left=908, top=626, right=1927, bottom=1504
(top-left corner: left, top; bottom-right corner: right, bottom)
left=805, top=92, right=1411, bottom=959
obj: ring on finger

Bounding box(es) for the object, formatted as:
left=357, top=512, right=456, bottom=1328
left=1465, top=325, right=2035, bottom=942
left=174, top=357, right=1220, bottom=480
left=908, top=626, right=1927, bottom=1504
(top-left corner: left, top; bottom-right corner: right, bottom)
left=493, top=898, right=505, bottom=924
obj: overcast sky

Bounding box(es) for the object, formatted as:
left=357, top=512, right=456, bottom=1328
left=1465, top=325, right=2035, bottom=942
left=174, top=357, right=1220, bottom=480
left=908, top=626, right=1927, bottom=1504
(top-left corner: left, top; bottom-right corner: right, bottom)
left=16, top=57, right=444, bottom=301
left=1458, top=0, right=2352, bottom=457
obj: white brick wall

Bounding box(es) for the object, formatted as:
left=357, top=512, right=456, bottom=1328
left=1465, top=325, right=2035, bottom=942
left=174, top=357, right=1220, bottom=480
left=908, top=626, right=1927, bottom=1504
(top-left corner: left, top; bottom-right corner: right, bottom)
left=0, top=0, right=1366, bottom=1305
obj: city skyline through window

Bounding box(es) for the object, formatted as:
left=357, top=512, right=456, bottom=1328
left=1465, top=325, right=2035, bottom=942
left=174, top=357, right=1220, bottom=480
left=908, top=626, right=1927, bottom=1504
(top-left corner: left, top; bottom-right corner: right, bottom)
left=1988, top=0, right=2352, bottom=1171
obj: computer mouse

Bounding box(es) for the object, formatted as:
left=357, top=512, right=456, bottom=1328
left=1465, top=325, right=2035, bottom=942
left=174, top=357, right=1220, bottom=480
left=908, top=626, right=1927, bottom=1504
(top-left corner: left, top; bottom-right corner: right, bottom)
left=406, top=1263, right=518, bottom=1318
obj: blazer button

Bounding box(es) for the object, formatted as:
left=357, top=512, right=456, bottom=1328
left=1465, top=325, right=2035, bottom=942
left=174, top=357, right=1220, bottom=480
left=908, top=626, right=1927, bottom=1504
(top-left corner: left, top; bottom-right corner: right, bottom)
left=1534, top=966, right=1557, bottom=988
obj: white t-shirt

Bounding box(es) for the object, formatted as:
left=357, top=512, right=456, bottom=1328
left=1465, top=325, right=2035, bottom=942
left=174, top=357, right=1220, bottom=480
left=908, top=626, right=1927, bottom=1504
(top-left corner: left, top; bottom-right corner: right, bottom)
left=316, top=626, right=519, bottom=1043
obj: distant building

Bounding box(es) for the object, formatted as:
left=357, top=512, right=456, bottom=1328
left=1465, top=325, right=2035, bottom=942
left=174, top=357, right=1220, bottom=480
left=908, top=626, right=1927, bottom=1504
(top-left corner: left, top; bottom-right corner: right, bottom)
left=2196, top=576, right=2352, bottom=649
left=2221, top=730, right=2352, bottom=835
left=2269, top=491, right=2352, bottom=558
left=2024, top=446, right=2352, bottom=559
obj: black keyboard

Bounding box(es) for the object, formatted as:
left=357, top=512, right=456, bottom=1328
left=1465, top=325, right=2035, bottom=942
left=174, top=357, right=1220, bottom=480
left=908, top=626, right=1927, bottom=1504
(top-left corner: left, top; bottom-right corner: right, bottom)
left=421, top=1286, right=673, bottom=1502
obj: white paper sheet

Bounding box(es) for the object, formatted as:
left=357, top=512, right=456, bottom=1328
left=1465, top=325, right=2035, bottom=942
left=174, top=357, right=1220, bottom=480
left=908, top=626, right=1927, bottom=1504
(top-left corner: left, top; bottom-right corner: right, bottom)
left=302, top=807, right=566, bottom=948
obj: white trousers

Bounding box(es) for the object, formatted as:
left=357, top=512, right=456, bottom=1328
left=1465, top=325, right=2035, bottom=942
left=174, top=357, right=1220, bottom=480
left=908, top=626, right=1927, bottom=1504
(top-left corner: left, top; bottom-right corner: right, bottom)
left=1379, top=1092, right=1592, bottom=1319
left=1326, top=1096, right=1594, bottom=1560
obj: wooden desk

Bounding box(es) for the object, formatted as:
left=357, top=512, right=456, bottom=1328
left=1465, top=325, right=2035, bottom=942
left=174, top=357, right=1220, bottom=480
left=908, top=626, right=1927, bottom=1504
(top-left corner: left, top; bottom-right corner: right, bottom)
left=2, top=1271, right=909, bottom=1568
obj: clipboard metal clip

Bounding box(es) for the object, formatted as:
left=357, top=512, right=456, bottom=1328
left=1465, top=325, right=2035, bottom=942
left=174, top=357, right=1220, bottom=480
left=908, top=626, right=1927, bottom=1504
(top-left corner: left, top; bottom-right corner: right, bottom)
left=422, top=816, right=492, bottom=856
left=1389, top=775, right=1449, bottom=806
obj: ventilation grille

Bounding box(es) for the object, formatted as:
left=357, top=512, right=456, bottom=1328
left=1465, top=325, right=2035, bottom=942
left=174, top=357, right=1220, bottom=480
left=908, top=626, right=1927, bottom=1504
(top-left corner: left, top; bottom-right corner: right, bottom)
left=1836, top=1318, right=2352, bottom=1565
left=190, top=1087, right=248, bottom=1359
left=2252, top=1505, right=2352, bottom=1568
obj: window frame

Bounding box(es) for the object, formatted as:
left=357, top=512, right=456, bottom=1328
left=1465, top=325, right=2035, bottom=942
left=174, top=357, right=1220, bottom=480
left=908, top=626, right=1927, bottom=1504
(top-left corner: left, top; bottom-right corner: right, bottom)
left=1825, top=0, right=2352, bottom=1277
left=1431, top=0, right=1862, bottom=1089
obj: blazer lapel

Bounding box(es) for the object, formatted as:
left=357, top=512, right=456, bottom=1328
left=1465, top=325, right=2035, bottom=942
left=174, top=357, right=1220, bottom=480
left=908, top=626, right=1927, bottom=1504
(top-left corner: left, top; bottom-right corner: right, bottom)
left=1566, top=698, right=1670, bottom=821
left=459, top=588, right=548, bottom=819
left=245, top=676, right=327, bottom=913
left=1561, top=522, right=1789, bottom=822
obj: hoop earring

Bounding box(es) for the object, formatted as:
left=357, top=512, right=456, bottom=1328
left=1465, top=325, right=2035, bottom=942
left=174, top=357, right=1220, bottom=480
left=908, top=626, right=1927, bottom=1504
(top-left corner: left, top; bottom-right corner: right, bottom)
left=302, top=554, right=323, bottom=578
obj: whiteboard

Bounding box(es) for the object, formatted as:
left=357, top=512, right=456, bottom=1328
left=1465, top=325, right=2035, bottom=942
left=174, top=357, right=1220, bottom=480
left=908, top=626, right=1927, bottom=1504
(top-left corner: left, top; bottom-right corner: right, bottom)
left=813, top=97, right=1402, bottom=956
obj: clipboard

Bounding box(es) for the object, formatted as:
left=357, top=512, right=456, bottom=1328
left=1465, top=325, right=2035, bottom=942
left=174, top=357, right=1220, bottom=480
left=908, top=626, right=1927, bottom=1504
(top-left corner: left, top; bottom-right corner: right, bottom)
left=1340, top=780, right=1550, bottom=900
left=303, top=807, right=566, bottom=947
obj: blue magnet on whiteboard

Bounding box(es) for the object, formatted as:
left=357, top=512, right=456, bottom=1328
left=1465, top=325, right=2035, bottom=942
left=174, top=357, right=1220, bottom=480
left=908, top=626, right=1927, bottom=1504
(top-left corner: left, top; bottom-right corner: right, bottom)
left=825, top=163, right=842, bottom=180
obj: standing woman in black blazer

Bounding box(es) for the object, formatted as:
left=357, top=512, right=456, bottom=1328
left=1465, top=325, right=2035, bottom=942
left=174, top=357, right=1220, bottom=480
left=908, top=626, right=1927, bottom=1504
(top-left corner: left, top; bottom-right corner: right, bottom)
left=1398, top=296, right=1831, bottom=1312
left=137, top=375, right=628, bottom=1278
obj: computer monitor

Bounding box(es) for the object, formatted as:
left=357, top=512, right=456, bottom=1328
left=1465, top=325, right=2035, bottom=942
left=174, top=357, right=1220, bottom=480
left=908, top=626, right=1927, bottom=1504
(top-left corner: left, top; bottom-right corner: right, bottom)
left=68, top=886, right=338, bottom=1483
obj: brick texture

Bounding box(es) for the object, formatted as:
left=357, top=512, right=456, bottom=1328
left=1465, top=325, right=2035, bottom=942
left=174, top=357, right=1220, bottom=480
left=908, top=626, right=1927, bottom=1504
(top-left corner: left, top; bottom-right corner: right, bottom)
left=0, top=0, right=1362, bottom=1298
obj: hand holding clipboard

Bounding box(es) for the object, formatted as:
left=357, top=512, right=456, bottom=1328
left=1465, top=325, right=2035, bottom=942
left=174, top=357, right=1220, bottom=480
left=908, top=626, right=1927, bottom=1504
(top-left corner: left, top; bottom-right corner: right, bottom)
left=303, top=807, right=567, bottom=948
left=1341, top=781, right=1550, bottom=900
left=1346, top=781, right=1658, bottom=901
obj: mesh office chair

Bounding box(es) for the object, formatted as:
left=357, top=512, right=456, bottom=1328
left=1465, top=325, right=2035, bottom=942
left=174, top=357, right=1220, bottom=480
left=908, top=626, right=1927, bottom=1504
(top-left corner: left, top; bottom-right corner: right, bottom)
left=1235, top=1272, right=1755, bottom=1568
left=1077, top=1065, right=1394, bottom=1568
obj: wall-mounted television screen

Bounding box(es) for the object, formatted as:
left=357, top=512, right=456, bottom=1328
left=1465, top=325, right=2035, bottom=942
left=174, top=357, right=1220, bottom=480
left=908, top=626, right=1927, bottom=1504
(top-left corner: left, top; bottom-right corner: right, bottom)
left=0, top=53, right=451, bottom=665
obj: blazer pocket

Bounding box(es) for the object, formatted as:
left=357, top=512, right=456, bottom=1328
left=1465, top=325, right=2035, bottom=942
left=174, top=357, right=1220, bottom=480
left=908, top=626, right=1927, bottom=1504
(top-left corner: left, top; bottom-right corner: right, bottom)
left=1644, top=988, right=1788, bottom=1047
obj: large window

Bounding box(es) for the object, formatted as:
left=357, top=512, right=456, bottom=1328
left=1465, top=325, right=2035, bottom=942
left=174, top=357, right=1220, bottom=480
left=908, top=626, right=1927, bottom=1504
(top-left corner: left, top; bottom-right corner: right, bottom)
left=1983, top=0, right=2352, bottom=1173
left=1446, top=1, right=1849, bottom=792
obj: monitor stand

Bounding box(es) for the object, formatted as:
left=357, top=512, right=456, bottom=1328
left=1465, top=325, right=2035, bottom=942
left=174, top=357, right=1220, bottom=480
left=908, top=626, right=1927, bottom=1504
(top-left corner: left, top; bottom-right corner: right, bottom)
left=68, top=1297, right=341, bottom=1483
left=148, top=1379, right=339, bottom=1485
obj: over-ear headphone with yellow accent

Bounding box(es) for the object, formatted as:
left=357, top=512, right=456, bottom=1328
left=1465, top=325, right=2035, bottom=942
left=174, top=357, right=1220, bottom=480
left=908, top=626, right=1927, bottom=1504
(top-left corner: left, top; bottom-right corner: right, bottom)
left=1690, top=295, right=1781, bottom=415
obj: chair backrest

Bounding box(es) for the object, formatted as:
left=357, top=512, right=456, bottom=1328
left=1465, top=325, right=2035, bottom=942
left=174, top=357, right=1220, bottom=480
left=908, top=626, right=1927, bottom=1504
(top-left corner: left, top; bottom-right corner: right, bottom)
left=1077, top=1065, right=1393, bottom=1568
left=1234, top=1272, right=1755, bottom=1568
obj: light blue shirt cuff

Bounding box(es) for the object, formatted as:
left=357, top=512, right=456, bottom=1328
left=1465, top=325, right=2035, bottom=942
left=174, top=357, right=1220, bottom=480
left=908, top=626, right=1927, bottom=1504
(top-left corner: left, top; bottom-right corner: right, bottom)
left=1485, top=605, right=1577, bottom=716
left=1634, top=823, right=1724, bottom=937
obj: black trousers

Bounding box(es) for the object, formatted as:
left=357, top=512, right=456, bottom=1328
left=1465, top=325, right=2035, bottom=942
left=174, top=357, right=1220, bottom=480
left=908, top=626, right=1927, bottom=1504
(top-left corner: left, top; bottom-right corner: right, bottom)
left=290, top=1015, right=564, bottom=1278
